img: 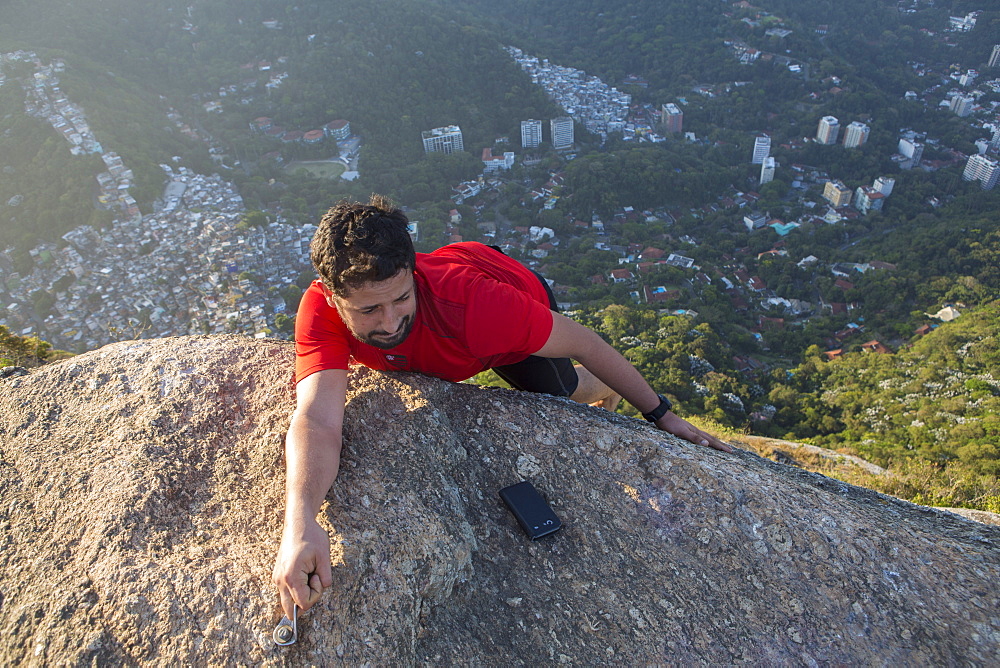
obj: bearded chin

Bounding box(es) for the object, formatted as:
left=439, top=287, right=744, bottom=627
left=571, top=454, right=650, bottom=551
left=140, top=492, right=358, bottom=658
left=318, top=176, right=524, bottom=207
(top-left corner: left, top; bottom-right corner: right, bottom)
left=354, top=315, right=414, bottom=349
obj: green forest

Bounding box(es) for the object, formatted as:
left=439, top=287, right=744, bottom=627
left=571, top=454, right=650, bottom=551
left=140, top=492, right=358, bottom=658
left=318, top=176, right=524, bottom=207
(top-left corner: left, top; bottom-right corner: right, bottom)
left=464, top=0, right=1000, bottom=101
left=0, top=82, right=111, bottom=251
left=766, top=300, right=1000, bottom=511
left=547, top=297, right=1000, bottom=512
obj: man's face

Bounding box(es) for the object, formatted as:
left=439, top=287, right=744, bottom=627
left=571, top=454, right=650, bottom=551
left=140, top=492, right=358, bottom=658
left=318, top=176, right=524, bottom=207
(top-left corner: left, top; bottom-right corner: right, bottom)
left=326, top=270, right=417, bottom=349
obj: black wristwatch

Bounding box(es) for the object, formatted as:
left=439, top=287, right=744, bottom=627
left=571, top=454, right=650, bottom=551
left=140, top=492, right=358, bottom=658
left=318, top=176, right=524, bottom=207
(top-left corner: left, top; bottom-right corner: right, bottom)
left=642, top=394, right=673, bottom=423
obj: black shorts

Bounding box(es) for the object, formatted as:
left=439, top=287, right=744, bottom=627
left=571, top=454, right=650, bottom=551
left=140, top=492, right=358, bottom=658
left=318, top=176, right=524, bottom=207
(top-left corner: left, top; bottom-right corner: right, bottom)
left=489, top=261, right=579, bottom=397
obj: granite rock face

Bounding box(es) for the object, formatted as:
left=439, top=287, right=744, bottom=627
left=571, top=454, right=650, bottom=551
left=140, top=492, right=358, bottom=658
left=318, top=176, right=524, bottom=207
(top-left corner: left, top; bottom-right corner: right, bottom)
left=1, top=335, right=998, bottom=665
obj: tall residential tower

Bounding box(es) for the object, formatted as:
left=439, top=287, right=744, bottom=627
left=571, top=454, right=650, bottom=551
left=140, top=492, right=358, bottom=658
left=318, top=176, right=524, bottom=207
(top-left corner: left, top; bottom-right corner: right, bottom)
left=898, top=137, right=924, bottom=169
left=421, top=125, right=464, bottom=154
left=520, top=119, right=542, bottom=149
left=963, top=154, right=1000, bottom=190
left=550, top=116, right=575, bottom=150
left=760, top=157, right=776, bottom=185
left=816, top=116, right=840, bottom=145
left=661, top=103, right=683, bottom=134
left=989, top=44, right=1000, bottom=68
left=843, top=122, right=869, bottom=148
left=950, top=95, right=974, bottom=118
left=823, top=180, right=852, bottom=207
left=751, top=135, right=771, bottom=164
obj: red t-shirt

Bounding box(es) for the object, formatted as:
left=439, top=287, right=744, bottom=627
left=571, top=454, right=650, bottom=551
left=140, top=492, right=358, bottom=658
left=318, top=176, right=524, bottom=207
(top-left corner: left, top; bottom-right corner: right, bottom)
left=294, top=242, right=554, bottom=383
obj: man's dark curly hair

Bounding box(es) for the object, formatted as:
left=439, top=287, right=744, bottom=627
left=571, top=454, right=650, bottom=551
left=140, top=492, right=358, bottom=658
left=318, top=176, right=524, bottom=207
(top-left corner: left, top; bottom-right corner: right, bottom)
left=310, top=194, right=415, bottom=297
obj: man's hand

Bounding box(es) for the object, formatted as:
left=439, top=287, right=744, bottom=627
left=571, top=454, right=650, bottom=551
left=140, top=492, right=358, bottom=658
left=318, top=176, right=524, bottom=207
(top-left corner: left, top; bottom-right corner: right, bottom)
left=534, top=314, right=734, bottom=454
left=272, top=517, right=333, bottom=619
left=274, top=369, right=346, bottom=619
left=655, top=411, right=734, bottom=453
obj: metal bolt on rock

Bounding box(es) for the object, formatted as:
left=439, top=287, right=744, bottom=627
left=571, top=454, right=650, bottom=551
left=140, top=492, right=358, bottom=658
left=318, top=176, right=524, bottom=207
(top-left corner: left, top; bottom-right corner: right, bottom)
left=272, top=605, right=298, bottom=646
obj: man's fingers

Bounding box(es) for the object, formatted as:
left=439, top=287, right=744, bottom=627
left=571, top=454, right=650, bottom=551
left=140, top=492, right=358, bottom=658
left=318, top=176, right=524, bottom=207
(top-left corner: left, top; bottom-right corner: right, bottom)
left=307, top=573, right=325, bottom=606
left=691, top=427, right=733, bottom=453
left=318, top=552, right=334, bottom=588
left=288, top=575, right=311, bottom=611
left=290, top=566, right=325, bottom=612
left=278, top=583, right=296, bottom=620
left=276, top=566, right=327, bottom=618
left=274, top=519, right=333, bottom=617
left=705, top=435, right=734, bottom=453
left=657, top=413, right=734, bottom=453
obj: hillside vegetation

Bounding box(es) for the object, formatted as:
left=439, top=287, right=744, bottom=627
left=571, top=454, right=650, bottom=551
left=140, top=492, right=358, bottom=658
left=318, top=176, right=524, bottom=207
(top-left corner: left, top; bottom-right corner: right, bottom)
left=0, top=83, right=112, bottom=250
left=478, top=298, right=999, bottom=512
left=764, top=300, right=1000, bottom=511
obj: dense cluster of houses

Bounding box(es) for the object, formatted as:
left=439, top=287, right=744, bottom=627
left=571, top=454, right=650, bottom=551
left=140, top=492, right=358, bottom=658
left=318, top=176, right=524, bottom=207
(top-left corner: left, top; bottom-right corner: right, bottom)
left=507, top=47, right=632, bottom=140
left=2, top=167, right=315, bottom=351
left=0, top=54, right=315, bottom=351
left=5, top=52, right=102, bottom=156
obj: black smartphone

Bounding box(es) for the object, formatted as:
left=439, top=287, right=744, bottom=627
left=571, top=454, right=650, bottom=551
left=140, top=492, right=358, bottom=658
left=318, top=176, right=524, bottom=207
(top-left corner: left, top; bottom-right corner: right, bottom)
left=499, top=480, right=562, bottom=540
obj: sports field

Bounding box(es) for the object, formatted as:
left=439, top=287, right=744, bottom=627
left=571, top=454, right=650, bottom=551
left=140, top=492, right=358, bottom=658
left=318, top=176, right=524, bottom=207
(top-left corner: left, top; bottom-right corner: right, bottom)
left=284, top=160, right=347, bottom=179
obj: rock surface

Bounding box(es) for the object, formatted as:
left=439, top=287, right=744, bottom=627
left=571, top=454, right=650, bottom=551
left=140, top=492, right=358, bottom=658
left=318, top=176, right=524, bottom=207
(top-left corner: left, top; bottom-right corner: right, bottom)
left=940, top=507, right=1000, bottom=526
left=1, top=335, right=998, bottom=665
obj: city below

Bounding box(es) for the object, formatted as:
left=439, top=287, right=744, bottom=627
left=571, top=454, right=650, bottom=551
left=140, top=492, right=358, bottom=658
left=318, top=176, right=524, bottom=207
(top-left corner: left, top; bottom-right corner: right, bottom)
left=2, top=22, right=1000, bottom=356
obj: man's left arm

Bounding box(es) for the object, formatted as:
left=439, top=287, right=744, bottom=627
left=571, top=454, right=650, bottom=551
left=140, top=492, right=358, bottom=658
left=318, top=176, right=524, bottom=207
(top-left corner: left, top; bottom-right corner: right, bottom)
left=533, top=311, right=733, bottom=453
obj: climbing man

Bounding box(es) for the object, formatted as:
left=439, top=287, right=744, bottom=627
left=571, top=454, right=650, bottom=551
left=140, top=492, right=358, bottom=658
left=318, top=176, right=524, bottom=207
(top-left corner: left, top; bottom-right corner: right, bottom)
left=272, top=194, right=731, bottom=619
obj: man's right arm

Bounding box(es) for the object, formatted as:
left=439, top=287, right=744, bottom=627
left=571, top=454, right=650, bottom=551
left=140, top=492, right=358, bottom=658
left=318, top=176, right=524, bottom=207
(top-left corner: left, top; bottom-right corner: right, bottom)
left=272, top=368, right=348, bottom=619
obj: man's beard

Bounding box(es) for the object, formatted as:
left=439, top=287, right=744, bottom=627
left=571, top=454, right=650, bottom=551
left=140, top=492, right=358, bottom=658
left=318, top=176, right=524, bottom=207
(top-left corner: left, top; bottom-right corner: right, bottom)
left=352, top=314, right=415, bottom=349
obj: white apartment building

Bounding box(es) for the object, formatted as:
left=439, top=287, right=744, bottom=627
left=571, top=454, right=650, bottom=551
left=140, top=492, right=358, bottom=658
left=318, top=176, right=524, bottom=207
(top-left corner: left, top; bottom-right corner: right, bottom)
left=843, top=121, right=869, bottom=148
left=989, top=44, right=1000, bottom=68
left=550, top=116, right=574, bottom=150
left=950, top=94, right=974, bottom=118
left=751, top=135, right=770, bottom=164
left=853, top=186, right=885, bottom=215
left=422, top=125, right=464, bottom=154
left=521, top=119, right=542, bottom=149
left=760, top=157, right=776, bottom=185
left=898, top=137, right=924, bottom=169
left=963, top=154, right=1000, bottom=190
left=873, top=176, right=895, bottom=197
